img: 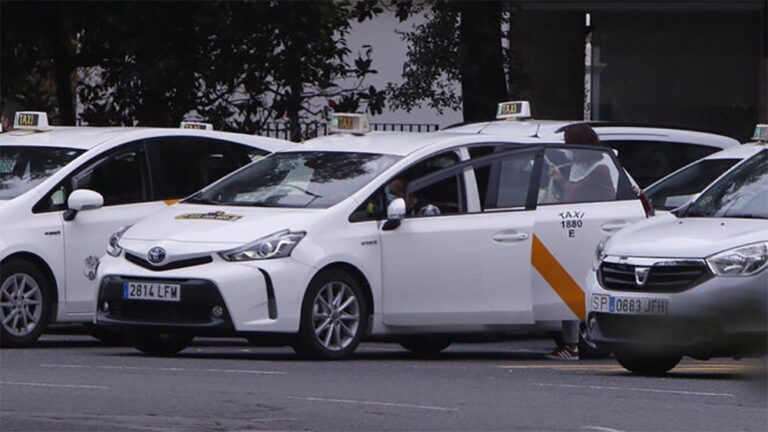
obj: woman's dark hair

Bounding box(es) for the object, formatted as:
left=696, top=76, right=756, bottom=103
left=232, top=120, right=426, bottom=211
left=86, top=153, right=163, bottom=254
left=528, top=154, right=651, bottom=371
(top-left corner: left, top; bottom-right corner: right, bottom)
left=563, top=123, right=601, bottom=146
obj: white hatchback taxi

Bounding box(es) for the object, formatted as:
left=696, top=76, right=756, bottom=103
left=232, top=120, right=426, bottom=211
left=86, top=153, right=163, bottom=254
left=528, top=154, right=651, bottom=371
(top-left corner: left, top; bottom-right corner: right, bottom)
left=0, top=113, right=289, bottom=346
left=586, top=139, right=768, bottom=376
left=96, top=107, right=651, bottom=358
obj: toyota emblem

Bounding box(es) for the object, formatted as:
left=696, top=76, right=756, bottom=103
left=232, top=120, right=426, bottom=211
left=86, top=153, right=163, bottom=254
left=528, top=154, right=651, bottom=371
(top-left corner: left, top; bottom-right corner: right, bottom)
left=147, top=247, right=166, bottom=264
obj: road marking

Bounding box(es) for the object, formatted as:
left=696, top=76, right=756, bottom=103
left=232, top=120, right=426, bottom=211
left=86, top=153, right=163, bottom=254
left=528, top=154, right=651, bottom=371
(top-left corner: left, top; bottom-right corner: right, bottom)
left=41, top=364, right=284, bottom=375
left=287, top=396, right=458, bottom=412
left=0, top=381, right=108, bottom=390
left=532, top=382, right=734, bottom=397
left=582, top=426, right=626, bottom=432
left=501, top=363, right=752, bottom=373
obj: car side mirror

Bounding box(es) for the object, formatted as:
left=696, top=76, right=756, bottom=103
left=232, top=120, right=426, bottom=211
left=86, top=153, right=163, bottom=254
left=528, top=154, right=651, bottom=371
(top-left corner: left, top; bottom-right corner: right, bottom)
left=64, top=189, right=104, bottom=221
left=382, top=198, right=405, bottom=231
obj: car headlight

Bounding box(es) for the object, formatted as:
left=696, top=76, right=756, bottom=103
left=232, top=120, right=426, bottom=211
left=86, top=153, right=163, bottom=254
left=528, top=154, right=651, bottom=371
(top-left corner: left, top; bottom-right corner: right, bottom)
left=107, top=225, right=132, bottom=257
left=219, top=230, right=306, bottom=261
left=706, top=242, right=768, bottom=276
left=593, top=237, right=609, bottom=270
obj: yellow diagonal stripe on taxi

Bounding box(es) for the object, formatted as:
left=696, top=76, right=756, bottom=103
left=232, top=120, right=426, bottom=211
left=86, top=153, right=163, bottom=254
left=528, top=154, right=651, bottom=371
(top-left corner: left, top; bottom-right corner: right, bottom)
left=531, top=235, right=585, bottom=319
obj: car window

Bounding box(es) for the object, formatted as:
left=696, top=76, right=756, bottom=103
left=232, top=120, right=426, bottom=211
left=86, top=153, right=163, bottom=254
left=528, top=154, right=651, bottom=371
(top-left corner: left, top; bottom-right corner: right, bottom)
left=0, top=146, right=84, bottom=200
left=147, top=137, right=261, bottom=200
left=468, top=145, right=497, bottom=210
left=538, top=148, right=619, bottom=205
left=606, top=140, right=717, bottom=188
left=72, top=146, right=149, bottom=207
left=494, top=152, right=538, bottom=209
left=350, top=151, right=460, bottom=222
left=645, top=158, right=740, bottom=210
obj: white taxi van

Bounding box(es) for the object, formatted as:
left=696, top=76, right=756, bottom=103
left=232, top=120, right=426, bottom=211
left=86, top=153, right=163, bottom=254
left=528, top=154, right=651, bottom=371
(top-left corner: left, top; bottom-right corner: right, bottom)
left=586, top=125, right=768, bottom=375
left=96, top=104, right=650, bottom=358
left=0, top=113, right=289, bottom=346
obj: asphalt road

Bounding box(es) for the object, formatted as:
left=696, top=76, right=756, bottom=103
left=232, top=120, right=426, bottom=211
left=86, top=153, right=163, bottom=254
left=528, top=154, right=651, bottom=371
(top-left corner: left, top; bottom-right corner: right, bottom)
left=1, top=334, right=766, bottom=432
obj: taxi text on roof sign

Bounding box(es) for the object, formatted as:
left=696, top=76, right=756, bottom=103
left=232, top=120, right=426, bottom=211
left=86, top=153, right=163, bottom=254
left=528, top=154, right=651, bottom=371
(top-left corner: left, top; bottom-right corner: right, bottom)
left=496, top=101, right=531, bottom=120
left=330, top=113, right=370, bottom=135
left=180, top=121, right=213, bottom=131
left=752, top=124, right=768, bottom=142
left=14, top=111, right=51, bottom=131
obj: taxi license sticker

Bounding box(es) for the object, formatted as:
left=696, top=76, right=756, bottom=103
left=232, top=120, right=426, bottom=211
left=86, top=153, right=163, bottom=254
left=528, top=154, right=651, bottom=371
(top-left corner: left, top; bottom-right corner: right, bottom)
left=559, top=210, right=584, bottom=238
left=175, top=211, right=243, bottom=222
left=0, top=159, right=16, bottom=174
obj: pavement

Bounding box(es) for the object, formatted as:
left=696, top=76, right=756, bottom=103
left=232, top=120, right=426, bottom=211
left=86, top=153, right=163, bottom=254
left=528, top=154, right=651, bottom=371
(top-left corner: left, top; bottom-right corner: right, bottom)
left=1, top=334, right=766, bottom=431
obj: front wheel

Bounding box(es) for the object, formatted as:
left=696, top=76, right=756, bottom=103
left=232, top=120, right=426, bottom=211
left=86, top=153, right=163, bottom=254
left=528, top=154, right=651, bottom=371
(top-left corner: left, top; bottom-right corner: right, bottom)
left=126, top=330, right=193, bottom=356
left=293, top=270, right=368, bottom=360
left=616, top=351, right=681, bottom=376
left=0, top=259, right=52, bottom=348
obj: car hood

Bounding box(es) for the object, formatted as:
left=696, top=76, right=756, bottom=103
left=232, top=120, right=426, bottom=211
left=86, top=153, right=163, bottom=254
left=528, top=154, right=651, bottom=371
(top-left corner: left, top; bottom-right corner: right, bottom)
left=605, top=214, right=768, bottom=258
left=122, top=203, right=320, bottom=247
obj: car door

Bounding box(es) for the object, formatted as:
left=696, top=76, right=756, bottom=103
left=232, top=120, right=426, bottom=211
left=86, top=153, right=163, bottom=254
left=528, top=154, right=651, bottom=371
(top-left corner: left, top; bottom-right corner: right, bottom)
left=381, top=146, right=541, bottom=327
left=62, top=142, right=164, bottom=314
left=531, top=146, right=644, bottom=322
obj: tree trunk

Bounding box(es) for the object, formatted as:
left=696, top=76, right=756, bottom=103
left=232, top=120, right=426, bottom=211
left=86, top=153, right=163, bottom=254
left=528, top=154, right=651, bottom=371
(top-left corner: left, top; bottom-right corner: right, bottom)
left=458, top=2, right=508, bottom=123
left=43, top=6, right=76, bottom=125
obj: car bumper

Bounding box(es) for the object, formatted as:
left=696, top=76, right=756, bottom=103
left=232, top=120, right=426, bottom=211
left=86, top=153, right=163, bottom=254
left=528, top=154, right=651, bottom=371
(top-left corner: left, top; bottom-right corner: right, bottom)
left=95, top=253, right=317, bottom=335
left=585, top=268, right=768, bottom=357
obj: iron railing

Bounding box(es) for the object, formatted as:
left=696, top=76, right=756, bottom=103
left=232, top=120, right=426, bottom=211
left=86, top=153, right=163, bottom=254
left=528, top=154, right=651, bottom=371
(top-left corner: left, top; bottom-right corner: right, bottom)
left=258, top=121, right=440, bottom=140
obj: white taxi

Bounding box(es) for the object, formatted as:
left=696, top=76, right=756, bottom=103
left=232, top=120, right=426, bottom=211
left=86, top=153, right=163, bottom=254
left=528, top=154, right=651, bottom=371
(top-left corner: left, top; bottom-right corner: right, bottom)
left=0, top=112, right=290, bottom=346
left=586, top=134, right=768, bottom=375
left=96, top=106, right=649, bottom=358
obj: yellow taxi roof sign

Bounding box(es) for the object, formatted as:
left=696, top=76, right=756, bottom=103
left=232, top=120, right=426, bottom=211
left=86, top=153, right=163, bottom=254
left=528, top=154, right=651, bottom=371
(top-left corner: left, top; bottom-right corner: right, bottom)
left=752, top=124, right=768, bottom=142
left=180, top=121, right=213, bottom=131
left=496, top=101, right=531, bottom=120
left=330, top=113, right=370, bottom=135
left=14, top=111, right=51, bottom=131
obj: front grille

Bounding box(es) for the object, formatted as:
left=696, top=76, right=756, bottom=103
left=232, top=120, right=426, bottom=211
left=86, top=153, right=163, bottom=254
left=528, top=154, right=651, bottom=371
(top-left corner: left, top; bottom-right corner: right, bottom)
left=599, top=260, right=711, bottom=293
left=98, top=276, right=228, bottom=325
left=126, top=253, right=213, bottom=271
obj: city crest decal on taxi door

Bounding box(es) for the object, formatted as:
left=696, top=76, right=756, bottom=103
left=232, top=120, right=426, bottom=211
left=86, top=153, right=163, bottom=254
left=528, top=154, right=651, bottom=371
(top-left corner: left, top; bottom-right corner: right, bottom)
left=175, top=211, right=243, bottom=222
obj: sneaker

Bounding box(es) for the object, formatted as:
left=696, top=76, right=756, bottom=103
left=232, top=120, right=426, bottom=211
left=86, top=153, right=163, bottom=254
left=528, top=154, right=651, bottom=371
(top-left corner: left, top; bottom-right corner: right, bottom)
left=545, top=345, right=579, bottom=360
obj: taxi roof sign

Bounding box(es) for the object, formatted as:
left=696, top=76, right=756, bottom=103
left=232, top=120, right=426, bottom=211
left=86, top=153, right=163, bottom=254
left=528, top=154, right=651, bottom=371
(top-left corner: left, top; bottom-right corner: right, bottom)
left=14, top=111, right=51, bottom=131
left=180, top=121, right=213, bottom=131
left=330, top=113, right=370, bottom=135
left=496, top=101, right=531, bottom=120
left=752, top=124, right=768, bottom=142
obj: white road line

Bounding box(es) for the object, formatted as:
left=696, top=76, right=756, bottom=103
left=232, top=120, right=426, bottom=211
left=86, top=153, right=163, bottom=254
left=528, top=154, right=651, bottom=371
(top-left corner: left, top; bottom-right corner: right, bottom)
left=287, top=396, right=458, bottom=412
left=532, top=382, right=733, bottom=397
left=0, top=381, right=108, bottom=390
left=582, top=426, right=626, bottom=432
left=40, top=364, right=284, bottom=375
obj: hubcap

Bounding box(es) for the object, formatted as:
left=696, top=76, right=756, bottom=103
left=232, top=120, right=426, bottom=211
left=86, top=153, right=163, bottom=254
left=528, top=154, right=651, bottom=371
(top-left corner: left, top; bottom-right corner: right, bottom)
left=312, top=281, right=360, bottom=351
left=0, top=273, right=43, bottom=337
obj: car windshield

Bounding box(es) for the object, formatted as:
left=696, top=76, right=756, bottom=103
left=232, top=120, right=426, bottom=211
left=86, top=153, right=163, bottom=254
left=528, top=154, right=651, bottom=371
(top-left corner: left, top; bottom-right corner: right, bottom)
left=0, top=146, right=84, bottom=200
left=645, top=158, right=740, bottom=210
left=186, top=151, right=400, bottom=208
left=685, top=150, right=768, bottom=219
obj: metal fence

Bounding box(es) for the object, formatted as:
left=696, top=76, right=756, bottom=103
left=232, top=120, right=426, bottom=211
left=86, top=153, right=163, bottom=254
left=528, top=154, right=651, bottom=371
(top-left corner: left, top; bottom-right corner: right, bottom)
left=258, top=121, right=440, bottom=140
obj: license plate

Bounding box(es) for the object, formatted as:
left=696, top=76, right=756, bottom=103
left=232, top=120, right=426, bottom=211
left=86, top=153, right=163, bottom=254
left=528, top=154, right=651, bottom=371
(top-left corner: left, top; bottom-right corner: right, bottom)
left=591, top=294, right=667, bottom=315
left=123, top=281, right=181, bottom=302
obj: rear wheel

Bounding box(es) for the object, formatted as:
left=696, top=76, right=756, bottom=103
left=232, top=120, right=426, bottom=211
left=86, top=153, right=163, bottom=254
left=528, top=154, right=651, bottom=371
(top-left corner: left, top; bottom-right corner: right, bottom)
left=616, top=351, right=681, bottom=376
left=0, top=259, right=52, bottom=348
left=126, top=330, right=192, bottom=356
left=293, top=270, right=368, bottom=360
left=398, top=337, right=451, bottom=357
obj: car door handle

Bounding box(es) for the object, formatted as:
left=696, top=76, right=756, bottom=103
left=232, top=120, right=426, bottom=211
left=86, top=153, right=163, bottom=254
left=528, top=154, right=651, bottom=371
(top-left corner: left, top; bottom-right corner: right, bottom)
left=493, top=231, right=529, bottom=243
left=601, top=220, right=629, bottom=233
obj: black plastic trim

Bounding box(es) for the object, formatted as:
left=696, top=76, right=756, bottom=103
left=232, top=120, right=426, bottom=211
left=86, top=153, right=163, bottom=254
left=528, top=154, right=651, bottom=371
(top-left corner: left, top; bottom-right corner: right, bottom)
left=258, top=268, right=278, bottom=319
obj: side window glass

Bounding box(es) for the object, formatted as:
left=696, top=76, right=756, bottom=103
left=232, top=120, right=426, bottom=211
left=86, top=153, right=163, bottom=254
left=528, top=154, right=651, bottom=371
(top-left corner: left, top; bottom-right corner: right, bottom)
left=493, top=152, right=537, bottom=209
left=147, top=137, right=249, bottom=200
left=607, top=140, right=717, bottom=188
left=408, top=174, right=463, bottom=216
left=469, top=145, right=497, bottom=209
left=349, top=189, right=386, bottom=223
left=538, top=148, right=619, bottom=205
left=72, top=147, right=147, bottom=206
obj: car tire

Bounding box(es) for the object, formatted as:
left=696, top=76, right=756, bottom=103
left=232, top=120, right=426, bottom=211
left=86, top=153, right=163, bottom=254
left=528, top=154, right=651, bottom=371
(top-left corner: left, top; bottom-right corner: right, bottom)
left=616, top=351, right=681, bottom=376
left=0, top=259, right=53, bottom=348
left=126, top=330, right=193, bottom=356
left=398, top=337, right=451, bottom=357
left=293, top=269, right=368, bottom=360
